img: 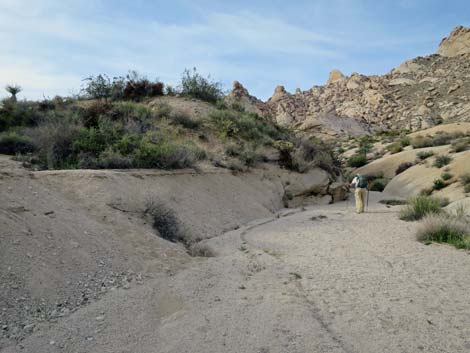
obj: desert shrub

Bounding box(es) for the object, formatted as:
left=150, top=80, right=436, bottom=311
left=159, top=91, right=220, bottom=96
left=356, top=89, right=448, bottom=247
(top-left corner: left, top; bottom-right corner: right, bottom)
left=180, top=68, right=223, bottom=103
left=133, top=139, right=198, bottom=169
left=207, top=110, right=286, bottom=143
left=347, top=153, right=367, bottom=168
left=357, top=135, right=374, bottom=155
left=231, top=102, right=245, bottom=112
left=82, top=74, right=112, bottom=101
left=386, top=142, right=403, bottom=154
left=400, top=136, right=411, bottom=147
left=0, top=100, right=46, bottom=131
left=411, top=133, right=457, bottom=148
left=431, top=132, right=453, bottom=146
left=399, top=195, right=444, bottom=221
left=364, top=171, right=384, bottom=181
left=225, top=144, right=243, bottom=157
left=416, top=214, right=470, bottom=249
left=379, top=199, right=408, bottom=206
left=441, top=172, right=453, bottom=181
left=83, top=72, right=164, bottom=102
left=78, top=100, right=112, bottom=128
left=238, top=149, right=263, bottom=167
left=0, top=131, right=36, bottom=154
left=82, top=149, right=133, bottom=169
left=72, top=127, right=111, bottom=156
left=122, top=79, right=164, bottom=102
left=433, top=155, right=452, bottom=168
left=167, top=111, right=200, bottom=130
left=433, top=178, right=446, bottom=190
left=450, top=137, right=470, bottom=153
left=416, top=150, right=434, bottom=160
left=226, top=159, right=245, bottom=172
left=395, top=161, right=413, bottom=175
left=225, top=144, right=262, bottom=167
left=276, top=138, right=339, bottom=174
left=144, top=197, right=185, bottom=243
left=369, top=178, right=388, bottom=192
left=188, top=242, right=216, bottom=257
left=461, top=173, right=470, bottom=193
left=215, top=100, right=228, bottom=110
left=411, top=136, right=433, bottom=149
left=26, top=117, right=82, bottom=169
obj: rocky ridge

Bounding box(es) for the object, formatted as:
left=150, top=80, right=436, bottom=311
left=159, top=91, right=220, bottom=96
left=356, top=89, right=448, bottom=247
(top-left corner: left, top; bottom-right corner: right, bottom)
left=227, top=25, right=470, bottom=137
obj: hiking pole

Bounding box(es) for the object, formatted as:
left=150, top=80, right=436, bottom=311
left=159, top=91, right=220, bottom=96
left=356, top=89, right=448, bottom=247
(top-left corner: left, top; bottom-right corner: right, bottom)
left=366, top=187, right=370, bottom=212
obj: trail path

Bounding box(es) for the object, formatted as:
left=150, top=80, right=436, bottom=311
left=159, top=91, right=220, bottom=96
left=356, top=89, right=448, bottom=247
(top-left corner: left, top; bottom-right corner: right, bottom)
left=5, top=193, right=470, bottom=353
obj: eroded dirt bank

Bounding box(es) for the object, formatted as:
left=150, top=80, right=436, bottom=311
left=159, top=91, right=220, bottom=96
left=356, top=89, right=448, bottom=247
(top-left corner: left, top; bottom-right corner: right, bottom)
left=3, top=185, right=470, bottom=352
left=1, top=155, right=337, bottom=347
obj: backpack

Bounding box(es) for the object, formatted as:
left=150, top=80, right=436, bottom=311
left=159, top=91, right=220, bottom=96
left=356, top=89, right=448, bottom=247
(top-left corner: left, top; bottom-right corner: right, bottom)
left=357, top=175, right=368, bottom=188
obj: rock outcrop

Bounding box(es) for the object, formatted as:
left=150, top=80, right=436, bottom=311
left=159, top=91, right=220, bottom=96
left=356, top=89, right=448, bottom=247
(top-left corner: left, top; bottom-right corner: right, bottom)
left=437, top=25, right=470, bottom=57
left=224, top=81, right=267, bottom=116
left=227, top=26, right=470, bottom=137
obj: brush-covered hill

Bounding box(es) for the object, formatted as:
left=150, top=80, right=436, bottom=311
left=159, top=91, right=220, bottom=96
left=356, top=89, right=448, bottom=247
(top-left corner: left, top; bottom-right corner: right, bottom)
left=0, top=73, right=349, bottom=347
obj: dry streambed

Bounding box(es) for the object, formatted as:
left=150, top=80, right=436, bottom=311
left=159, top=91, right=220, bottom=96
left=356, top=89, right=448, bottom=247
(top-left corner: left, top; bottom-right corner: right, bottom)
left=5, top=192, right=470, bottom=353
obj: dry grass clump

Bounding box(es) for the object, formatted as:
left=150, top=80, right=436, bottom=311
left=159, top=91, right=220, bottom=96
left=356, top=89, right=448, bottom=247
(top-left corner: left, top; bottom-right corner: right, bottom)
left=144, top=197, right=186, bottom=243
left=416, top=214, right=470, bottom=249
left=399, top=195, right=448, bottom=221
left=461, top=174, right=470, bottom=193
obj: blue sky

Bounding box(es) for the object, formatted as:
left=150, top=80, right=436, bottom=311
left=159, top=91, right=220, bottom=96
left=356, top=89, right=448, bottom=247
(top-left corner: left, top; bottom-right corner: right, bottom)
left=1, top=0, right=469, bottom=100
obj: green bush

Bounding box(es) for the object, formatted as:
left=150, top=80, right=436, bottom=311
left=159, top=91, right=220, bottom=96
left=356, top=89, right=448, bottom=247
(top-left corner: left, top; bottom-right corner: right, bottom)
left=433, top=178, right=446, bottom=190
left=386, top=142, right=402, bottom=154
left=450, top=137, right=470, bottom=153
left=72, top=127, right=110, bottom=156
left=26, top=117, right=82, bottom=169
left=83, top=72, right=164, bottom=102
left=411, top=136, right=433, bottom=149
left=416, top=150, right=434, bottom=160
left=0, top=131, right=36, bottom=154
left=441, top=172, right=453, bottom=181
left=433, top=155, right=452, bottom=168
left=400, top=136, right=411, bottom=147
left=167, top=111, right=200, bottom=130
left=180, top=68, right=223, bottom=103
left=0, top=100, right=46, bottom=132
left=207, top=110, right=286, bottom=143
left=461, top=173, right=470, bottom=193
left=347, top=153, right=367, bottom=168
left=399, top=195, right=444, bottom=221
left=369, top=178, right=388, bottom=192
left=395, top=162, right=413, bottom=175
left=133, top=140, right=197, bottom=169
left=416, top=214, right=470, bottom=249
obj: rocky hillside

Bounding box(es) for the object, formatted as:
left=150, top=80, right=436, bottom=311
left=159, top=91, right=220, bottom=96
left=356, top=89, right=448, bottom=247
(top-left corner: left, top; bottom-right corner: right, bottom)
left=226, top=26, right=470, bottom=138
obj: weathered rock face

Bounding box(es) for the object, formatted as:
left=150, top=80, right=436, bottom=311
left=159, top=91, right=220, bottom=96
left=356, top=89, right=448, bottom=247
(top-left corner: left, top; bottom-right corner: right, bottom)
left=437, top=25, right=470, bottom=57
left=224, top=81, right=267, bottom=116
left=327, top=69, right=345, bottom=85
left=226, top=26, right=470, bottom=137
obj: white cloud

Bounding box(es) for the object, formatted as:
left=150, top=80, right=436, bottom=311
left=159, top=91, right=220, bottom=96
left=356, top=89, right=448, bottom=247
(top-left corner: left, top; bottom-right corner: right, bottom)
left=0, top=1, right=345, bottom=99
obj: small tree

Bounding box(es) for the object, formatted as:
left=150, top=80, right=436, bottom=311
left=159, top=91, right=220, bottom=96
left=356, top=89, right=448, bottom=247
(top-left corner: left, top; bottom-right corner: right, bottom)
left=5, top=85, right=22, bottom=102
left=180, top=68, right=224, bottom=103
left=82, top=74, right=111, bottom=101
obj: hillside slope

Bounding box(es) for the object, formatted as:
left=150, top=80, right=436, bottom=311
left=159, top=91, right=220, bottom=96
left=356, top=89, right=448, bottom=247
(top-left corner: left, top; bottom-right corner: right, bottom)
left=227, top=26, right=470, bottom=138
left=0, top=153, right=344, bottom=346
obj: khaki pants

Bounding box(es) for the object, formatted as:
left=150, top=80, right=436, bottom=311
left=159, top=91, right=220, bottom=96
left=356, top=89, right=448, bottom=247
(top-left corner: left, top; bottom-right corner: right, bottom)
left=355, top=188, right=367, bottom=213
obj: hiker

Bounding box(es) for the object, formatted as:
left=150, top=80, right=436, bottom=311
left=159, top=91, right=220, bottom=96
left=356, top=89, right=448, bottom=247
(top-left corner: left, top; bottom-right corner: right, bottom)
left=350, top=174, right=368, bottom=213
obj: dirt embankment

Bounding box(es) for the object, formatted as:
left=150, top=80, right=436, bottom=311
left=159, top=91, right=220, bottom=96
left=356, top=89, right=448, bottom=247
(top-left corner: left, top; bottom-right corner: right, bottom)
left=0, top=155, right=342, bottom=346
